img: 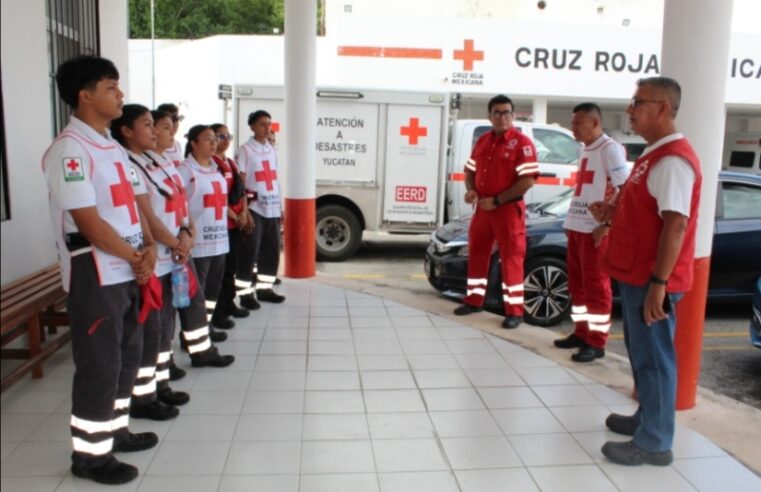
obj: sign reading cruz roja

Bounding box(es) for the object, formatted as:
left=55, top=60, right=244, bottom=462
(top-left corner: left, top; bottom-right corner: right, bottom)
left=333, top=19, right=760, bottom=104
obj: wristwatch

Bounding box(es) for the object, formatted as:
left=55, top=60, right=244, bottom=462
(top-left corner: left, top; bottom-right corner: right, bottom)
left=649, top=275, right=668, bottom=286
left=493, top=195, right=501, bottom=207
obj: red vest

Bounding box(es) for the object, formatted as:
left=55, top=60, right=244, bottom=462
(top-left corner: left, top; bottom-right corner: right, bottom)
left=602, top=137, right=702, bottom=292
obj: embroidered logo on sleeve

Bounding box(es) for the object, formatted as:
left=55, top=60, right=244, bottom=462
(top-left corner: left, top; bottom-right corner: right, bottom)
left=523, top=146, right=534, bottom=157
left=129, top=167, right=141, bottom=187
left=63, top=158, right=84, bottom=182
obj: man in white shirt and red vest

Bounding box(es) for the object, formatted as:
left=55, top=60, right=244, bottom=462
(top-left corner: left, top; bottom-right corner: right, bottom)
left=236, top=110, right=286, bottom=305
left=554, top=103, right=629, bottom=362
left=590, top=77, right=702, bottom=466
left=453, top=94, right=538, bottom=329
left=42, top=56, right=159, bottom=485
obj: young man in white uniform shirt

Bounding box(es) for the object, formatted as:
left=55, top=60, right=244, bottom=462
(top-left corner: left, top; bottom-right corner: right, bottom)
left=156, top=103, right=184, bottom=167
left=554, top=103, right=630, bottom=362
left=236, top=110, right=286, bottom=304
left=42, top=56, right=158, bottom=485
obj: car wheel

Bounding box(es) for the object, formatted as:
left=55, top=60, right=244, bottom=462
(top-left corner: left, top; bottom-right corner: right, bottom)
left=316, top=204, right=362, bottom=261
left=523, top=256, right=571, bottom=327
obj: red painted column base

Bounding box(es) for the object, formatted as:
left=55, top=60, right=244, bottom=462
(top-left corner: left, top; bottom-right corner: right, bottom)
left=283, top=198, right=316, bottom=278
left=674, top=256, right=711, bottom=410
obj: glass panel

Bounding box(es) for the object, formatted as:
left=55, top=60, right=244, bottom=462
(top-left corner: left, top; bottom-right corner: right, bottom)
left=722, top=182, right=761, bottom=220
left=532, top=128, right=579, bottom=164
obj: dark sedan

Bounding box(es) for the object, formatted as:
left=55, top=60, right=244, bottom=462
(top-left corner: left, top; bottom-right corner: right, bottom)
left=425, top=171, right=761, bottom=326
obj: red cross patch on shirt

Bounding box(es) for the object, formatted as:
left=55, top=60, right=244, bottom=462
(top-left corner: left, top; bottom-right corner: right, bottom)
left=63, top=157, right=84, bottom=182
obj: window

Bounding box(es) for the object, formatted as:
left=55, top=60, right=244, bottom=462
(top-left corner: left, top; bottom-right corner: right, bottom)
left=727, top=151, right=757, bottom=169
left=532, top=129, right=579, bottom=164
left=46, top=0, right=100, bottom=136
left=722, top=182, right=761, bottom=220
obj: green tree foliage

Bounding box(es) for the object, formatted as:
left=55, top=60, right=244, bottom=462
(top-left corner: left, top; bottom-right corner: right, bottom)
left=129, top=0, right=286, bottom=39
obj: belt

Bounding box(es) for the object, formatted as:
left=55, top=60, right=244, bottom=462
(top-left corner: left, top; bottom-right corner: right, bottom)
left=65, top=232, right=92, bottom=252
left=507, top=195, right=524, bottom=204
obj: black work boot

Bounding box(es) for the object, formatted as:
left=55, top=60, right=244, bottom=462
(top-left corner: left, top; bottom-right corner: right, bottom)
left=191, top=347, right=235, bottom=368
left=453, top=304, right=483, bottom=316
left=129, top=400, right=179, bottom=421
left=554, top=333, right=586, bottom=349
left=157, top=387, right=190, bottom=406
left=239, top=294, right=261, bottom=310
left=112, top=431, right=159, bottom=453
left=256, top=289, right=285, bottom=303
left=71, top=455, right=138, bottom=485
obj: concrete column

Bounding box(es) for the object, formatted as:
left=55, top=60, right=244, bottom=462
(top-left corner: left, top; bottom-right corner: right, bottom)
left=99, top=0, right=130, bottom=96
left=661, top=0, right=733, bottom=410
left=532, top=97, right=548, bottom=124
left=283, top=0, right=317, bottom=278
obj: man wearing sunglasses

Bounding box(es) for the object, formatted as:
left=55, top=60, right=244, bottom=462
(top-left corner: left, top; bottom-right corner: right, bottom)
left=156, top=103, right=184, bottom=167
left=590, top=77, right=702, bottom=467
left=453, top=94, right=538, bottom=329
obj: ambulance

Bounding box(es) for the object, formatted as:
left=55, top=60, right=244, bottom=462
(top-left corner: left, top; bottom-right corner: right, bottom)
left=233, top=86, right=580, bottom=260
left=723, top=133, right=761, bottom=175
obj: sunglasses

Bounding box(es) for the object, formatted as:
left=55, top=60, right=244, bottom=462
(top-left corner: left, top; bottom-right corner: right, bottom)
left=216, top=133, right=233, bottom=141
left=171, top=115, right=185, bottom=123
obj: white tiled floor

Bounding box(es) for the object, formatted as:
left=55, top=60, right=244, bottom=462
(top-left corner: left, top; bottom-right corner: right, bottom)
left=2, top=280, right=760, bottom=491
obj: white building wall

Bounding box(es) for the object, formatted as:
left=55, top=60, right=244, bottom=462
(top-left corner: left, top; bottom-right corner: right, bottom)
left=1, top=0, right=58, bottom=285
left=0, top=1, right=129, bottom=285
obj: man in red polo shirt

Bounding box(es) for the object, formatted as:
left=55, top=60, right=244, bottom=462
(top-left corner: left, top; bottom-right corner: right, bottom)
left=454, top=94, right=538, bottom=329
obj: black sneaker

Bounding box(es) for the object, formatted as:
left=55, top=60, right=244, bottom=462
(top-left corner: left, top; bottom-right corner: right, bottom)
left=211, top=317, right=235, bottom=330
left=554, top=333, right=586, bottom=349
left=501, top=315, right=521, bottom=329
left=228, top=305, right=250, bottom=318
left=209, top=328, right=228, bottom=342
left=157, top=387, right=190, bottom=406
left=605, top=413, right=638, bottom=436
left=240, top=294, right=261, bottom=310
left=453, top=304, right=483, bottom=316
left=168, top=363, right=186, bottom=381
left=71, top=456, right=138, bottom=485
left=191, top=347, right=236, bottom=368
left=601, top=440, right=673, bottom=466
left=129, top=401, right=179, bottom=421
left=571, top=345, right=605, bottom=362
left=256, top=289, right=285, bottom=303
left=112, top=431, right=159, bottom=453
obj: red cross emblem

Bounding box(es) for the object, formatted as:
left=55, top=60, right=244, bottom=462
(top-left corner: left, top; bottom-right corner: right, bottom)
left=571, top=158, right=595, bottom=196
left=163, top=175, right=188, bottom=227
left=453, top=39, right=484, bottom=71
left=110, top=162, right=139, bottom=225
left=254, top=160, right=278, bottom=191
left=400, top=117, right=428, bottom=145
left=66, top=159, right=80, bottom=171
left=203, top=181, right=226, bottom=220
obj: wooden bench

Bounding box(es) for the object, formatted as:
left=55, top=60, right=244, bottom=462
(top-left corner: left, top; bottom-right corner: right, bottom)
left=1, top=265, right=70, bottom=392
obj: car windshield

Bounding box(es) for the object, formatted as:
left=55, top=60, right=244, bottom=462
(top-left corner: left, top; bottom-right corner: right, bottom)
left=534, top=188, right=573, bottom=216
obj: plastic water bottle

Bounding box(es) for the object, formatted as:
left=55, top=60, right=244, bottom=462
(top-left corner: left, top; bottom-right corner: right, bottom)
left=171, top=263, right=190, bottom=308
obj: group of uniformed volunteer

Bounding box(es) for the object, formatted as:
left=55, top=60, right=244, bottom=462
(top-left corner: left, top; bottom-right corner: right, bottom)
left=42, top=53, right=699, bottom=483
left=42, top=55, right=285, bottom=485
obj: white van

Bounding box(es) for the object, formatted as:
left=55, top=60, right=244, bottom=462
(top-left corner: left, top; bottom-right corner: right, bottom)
left=234, top=86, right=580, bottom=260
left=723, top=133, right=761, bottom=175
